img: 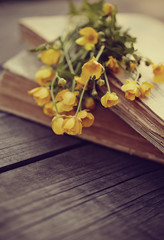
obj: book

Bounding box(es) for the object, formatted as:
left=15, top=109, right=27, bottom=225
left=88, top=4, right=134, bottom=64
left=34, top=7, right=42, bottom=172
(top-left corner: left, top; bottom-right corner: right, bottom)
left=0, top=14, right=163, bottom=162
left=0, top=51, right=163, bottom=163
left=19, top=14, right=164, bottom=152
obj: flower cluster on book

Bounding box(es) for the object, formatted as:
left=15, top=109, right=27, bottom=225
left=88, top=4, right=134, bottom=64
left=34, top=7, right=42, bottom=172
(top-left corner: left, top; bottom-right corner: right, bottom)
left=28, top=0, right=164, bottom=136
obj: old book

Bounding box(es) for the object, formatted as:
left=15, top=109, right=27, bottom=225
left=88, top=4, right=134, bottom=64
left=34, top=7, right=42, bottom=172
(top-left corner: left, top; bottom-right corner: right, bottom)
left=0, top=51, right=163, bottom=163
left=19, top=14, right=164, bottom=150
left=0, top=14, right=163, bottom=162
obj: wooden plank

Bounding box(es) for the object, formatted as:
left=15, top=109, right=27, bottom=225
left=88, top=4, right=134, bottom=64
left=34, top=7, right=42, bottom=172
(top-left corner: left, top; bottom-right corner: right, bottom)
left=0, top=144, right=164, bottom=239
left=0, top=111, right=8, bottom=118
left=0, top=114, right=83, bottom=168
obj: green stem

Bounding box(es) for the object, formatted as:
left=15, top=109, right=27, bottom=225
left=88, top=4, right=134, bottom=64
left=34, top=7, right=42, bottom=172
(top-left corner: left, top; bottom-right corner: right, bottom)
left=50, top=73, right=59, bottom=115
left=63, top=46, right=75, bottom=75
left=104, top=70, right=111, bottom=92
left=96, top=45, right=105, bottom=61
left=75, top=78, right=89, bottom=117
left=72, top=49, right=84, bottom=63
left=75, top=50, right=88, bottom=74
left=135, top=70, right=141, bottom=85
left=72, top=78, right=76, bottom=92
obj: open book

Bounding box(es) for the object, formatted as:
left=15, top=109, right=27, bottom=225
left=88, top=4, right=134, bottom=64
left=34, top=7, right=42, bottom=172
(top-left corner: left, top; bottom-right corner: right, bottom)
left=0, top=14, right=163, bottom=162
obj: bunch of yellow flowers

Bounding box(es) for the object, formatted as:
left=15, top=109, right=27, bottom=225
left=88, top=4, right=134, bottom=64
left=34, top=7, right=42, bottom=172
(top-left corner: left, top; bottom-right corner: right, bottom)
left=28, top=0, right=164, bottom=136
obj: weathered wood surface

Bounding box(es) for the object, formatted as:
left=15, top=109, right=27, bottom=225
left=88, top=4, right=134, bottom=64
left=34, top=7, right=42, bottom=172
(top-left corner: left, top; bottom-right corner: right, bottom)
left=0, top=1, right=164, bottom=240
left=0, top=137, right=164, bottom=240
left=0, top=113, right=83, bottom=169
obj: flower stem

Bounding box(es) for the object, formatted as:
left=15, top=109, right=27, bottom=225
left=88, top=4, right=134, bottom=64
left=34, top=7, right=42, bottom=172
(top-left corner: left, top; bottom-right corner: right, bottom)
left=135, top=70, right=140, bottom=82
left=63, top=46, right=75, bottom=75
left=96, top=45, right=105, bottom=61
left=104, top=70, right=111, bottom=92
left=75, top=78, right=89, bottom=117
left=75, top=50, right=88, bottom=74
left=50, top=73, right=59, bottom=115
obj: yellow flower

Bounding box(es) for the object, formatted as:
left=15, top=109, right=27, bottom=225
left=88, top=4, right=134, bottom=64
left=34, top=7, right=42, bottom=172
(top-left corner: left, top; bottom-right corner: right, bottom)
left=77, top=110, right=94, bottom=127
left=43, top=101, right=56, bottom=117
left=55, top=89, right=69, bottom=102
left=56, top=101, right=74, bottom=113
left=75, top=76, right=86, bottom=90
left=28, top=87, right=51, bottom=106
left=101, top=92, right=119, bottom=108
left=63, top=117, right=82, bottom=135
left=121, top=80, right=141, bottom=101
left=153, top=64, right=164, bottom=83
left=139, top=82, right=154, bottom=97
left=35, top=66, right=55, bottom=86
left=55, top=90, right=79, bottom=113
left=103, top=3, right=113, bottom=15
left=84, top=97, right=96, bottom=110
left=51, top=116, right=65, bottom=135
left=76, top=27, right=99, bottom=51
left=81, top=57, right=103, bottom=84
left=40, top=45, right=61, bottom=65
left=129, top=61, right=136, bottom=72
left=105, top=56, right=121, bottom=73
left=62, top=91, right=78, bottom=106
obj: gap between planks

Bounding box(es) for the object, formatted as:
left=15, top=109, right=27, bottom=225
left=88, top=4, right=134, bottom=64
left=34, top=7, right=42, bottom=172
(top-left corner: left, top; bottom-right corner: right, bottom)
left=0, top=141, right=88, bottom=174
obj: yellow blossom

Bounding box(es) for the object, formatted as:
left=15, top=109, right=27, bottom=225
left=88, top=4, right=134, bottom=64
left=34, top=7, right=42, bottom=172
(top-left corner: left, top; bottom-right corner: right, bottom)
left=153, top=64, right=164, bottom=83
left=139, top=82, right=154, bottom=97
left=103, top=3, right=113, bottom=15
left=40, top=45, right=61, bottom=65
left=62, top=91, right=78, bottom=105
left=55, top=90, right=79, bottom=112
left=121, top=80, right=141, bottom=101
left=51, top=116, right=65, bottom=135
left=101, top=92, right=119, bottom=108
left=76, top=27, right=99, bottom=51
left=81, top=57, right=103, bottom=84
left=77, top=110, right=94, bottom=127
left=28, top=87, right=51, bottom=106
left=35, top=66, right=55, bottom=86
left=63, top=117, right=82, bottom=135
left=55, top=89, right=69, bottom=102
left=75, top=76, right=86, bottom=89
left=57, top=101, right=74, bottom=113
left=129, top=61, right=136, bottom=72
left=105, top=56, right=121, bottom=73
left=43, top=101, right=56, bottom=117
left=84, top=97, right=96, bottom=110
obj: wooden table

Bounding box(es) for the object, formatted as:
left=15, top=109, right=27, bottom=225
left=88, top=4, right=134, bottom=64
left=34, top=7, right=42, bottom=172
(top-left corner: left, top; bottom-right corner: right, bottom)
left=0, top=1, right=164, bottom=239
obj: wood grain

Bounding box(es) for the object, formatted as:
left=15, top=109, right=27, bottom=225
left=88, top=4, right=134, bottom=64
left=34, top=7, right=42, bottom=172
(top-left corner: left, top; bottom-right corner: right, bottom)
left=0, top=114, right=83, bottom=168
left=0, top=144, right=164, bottom=240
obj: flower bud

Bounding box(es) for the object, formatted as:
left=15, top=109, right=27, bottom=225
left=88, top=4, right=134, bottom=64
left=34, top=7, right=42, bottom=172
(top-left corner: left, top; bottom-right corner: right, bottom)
left=97, top=79, right=105, bottom=86
left=91, top=88, right=98, bottom=97
left=58, top=78, right=67, bottom=87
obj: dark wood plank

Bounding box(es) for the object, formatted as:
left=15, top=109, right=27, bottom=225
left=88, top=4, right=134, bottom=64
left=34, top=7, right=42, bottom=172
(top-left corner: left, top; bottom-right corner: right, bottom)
left=0, top=144, right=164, bottom=240
left=0, top=111, right=8, bottom=118
left=0, top=114, right=83, bottom=168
